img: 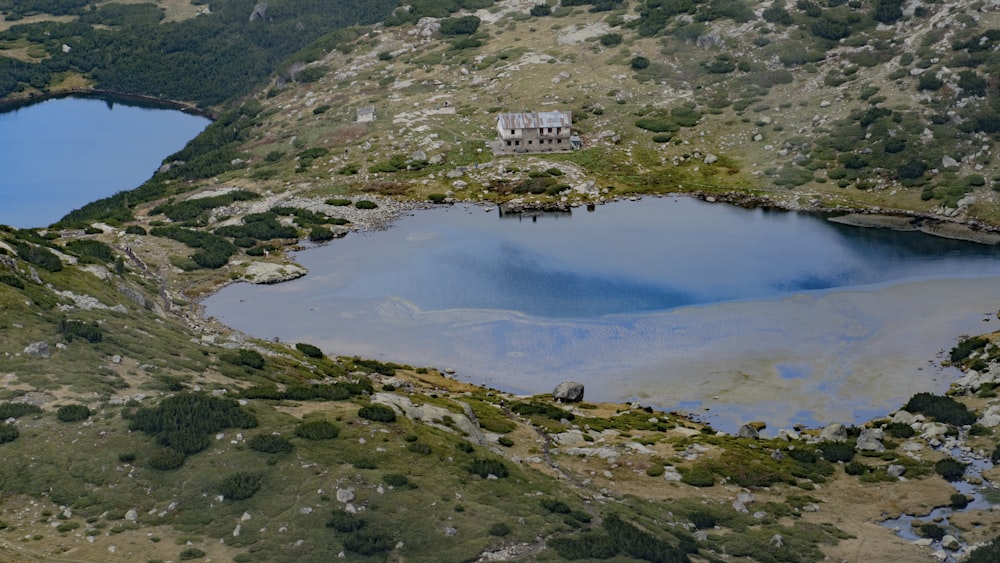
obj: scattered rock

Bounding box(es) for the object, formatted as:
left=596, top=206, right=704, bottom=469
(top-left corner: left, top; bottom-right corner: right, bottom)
left=887, top=464, right=906, bottom=478
left=242, top=262, right=308, bottom=284
left=738, top=424, right=760, bottom=440
left=125, top=509, right=138, bottom=522
left=336, top=488, right=355, bottom=504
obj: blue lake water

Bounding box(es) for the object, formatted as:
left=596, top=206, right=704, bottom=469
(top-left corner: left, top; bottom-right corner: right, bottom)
left=0, top=96, right=209, bottom=228
left=204, top=198, right=1000, bottom=433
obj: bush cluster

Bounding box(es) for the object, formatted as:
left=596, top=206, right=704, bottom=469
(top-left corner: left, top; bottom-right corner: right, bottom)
left=294, top=342, right=324, bottom=358
left=0, top=423, right=19, bottom=444
left=152, top=190, right=258, bottom=222
left=511, top=401, right=574, bottom=421
left=150, top=226, right=237, bottom=269
left=903, top=392, right=976, bottom=426
left=56, top=404, right=91, bottom=422
left=294, top=420, right=340, bottom=440
left=59, top=318, right=102, bottom=343
left=222, top=349, right=265, bottom=369
left=358, top=404, right=397, bottom=423
left=0, top=402, right=41, bottom=419
left=467, top=458, right=509, bottom=478
left=220, top=472, right=262, bottom=500
left=247, top=434, right=295, bottom=454
left=327, top=509, right=366, bottom=532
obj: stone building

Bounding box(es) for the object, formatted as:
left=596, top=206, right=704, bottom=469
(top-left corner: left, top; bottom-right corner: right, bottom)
left=495, top=111, right=573, bottom=154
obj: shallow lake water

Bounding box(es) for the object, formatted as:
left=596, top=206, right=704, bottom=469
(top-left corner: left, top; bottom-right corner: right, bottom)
left=203, top=197, right=1000, bottom=433
left=0, top=96, right=209, bottom=228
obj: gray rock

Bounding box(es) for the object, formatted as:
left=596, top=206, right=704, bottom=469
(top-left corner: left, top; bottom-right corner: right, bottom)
left=770, top=534, right=784, bottom=548
left=125, top=509, right=138, bottom=522
left=856, top=428, right=885, bottom=452
left=336, top=488, right=355, bottom=503
left=738, top=424, right=760, bottom=440
left=942, top=155, right=959, bottom=168
left=704, top=153, right=718, bottom=165
left=732, top=500, right=748, bottom=513
left=771, top=450, right=785, bottom=461
left=409, top=150, right=427, bottom=162
left=553, top=381, right=585, bottom=403
left=941, top=534, right=960, bottom=551
left=887, top=464, right=906, bottom=478
left=23, top=342, right=50, bottom=358
left=737, top=491, right=755, bottom=505
left=819, top=423, right=847, bottom=442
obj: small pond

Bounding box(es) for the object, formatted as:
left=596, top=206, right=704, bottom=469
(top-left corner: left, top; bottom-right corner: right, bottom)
left=0, top=95, right=210, bottom=228
left=203, top=197, right=1000, bottom=433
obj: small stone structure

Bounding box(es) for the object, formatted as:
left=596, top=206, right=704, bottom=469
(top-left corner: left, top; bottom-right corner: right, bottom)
left=496, top=111, right=573, bottom=154
left=356, top=105, right=376, bottom=123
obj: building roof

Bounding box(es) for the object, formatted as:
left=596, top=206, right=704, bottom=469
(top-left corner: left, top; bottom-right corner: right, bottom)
left=357, top=105, right=376, bottom=115
left=497, top=111, right=571, bottom=130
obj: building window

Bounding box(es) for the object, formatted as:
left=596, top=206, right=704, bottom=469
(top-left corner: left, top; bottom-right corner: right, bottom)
left=557, top=139, right=562, bottom=143
left=515, top=140, right=520, bottom=146
left=528, top=140, right=532, bottom=145
left=506, top=140, right=511, bottom=146
left=510, top=129, right=515, bottom=135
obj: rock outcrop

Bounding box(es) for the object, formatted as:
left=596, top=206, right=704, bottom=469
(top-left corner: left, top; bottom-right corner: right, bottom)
left=553, top=381, right=584, bottom=403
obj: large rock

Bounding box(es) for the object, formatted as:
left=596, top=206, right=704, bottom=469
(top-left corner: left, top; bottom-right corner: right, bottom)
left=738, top=424, right=760, bottom=440
left=819, top=423, right=847, bottom=442
left=553, top=381, right=584, bottom=403
left=242, top=262, right=307, bottom=284
left=856, top=428, right=885, bottom=452
left=23, top=342, right=50, bottom=358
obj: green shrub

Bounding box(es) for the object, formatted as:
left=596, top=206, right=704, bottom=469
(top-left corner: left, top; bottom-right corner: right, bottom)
left=64, top=239, right=115, bottom=263
left=541, top=499, right=572, bottom=514
left=600, top=33, right=623, bottom=46
left=680, top=465, right=714, bottom=487
left=951, top=493, right=971, bottom=509
left=247, top=434, right=295, bottom=454
left=844, top=461, right=868, bottom=475
left=327, top=509, right=365, bottom=532
left=124, top=225, right=147, bottom=235
left=56, top=404, right=91, bottom=422
left=59, top=318, right=102, bottom=343
left=903, top=392, right=976, bottom=426
left=407, top=442, right=431, bottom=454
left=383, top=473, right=414, bottom=488
left=0, top=402, right=41, bottom=419
left=885, top=422, right=915, bottom=438
left=548, top=532, right=619, bottom=559
left=220, top=472, right=262, bottom=500
left=603, top=513, right=688, bottom=562
left=179, top=547, right=206, bottom=560
left=918, top=523, right=946, bottom=541
left=295, top=342, right=323, bottom=358
left=498, top=436, right=514, bottom=447
left=428, top=193, right=448, bottom=203
left=326, top=198, right=352, bottom=206
left=118, top=452, right=136, bottom=463
left=511, top=401, right=574, bottom=421
left=630, top=56, right=650, bottom=70
left=951, top=336, right=989, bottom=364
left=148, top=448, right=186, bottom=470
left=358, top=404, right=397, bottom=423
left=488, top=522, right=511, bottom=537
left=646, top=465, right=665, bottom=477
left=468, top=458, right=509, bottom=478
left=159, top=429, right=210, bottom=454
left=222, top=349, right=265, bottom=370
left=818, top=441, right=854, bottom=463
left=0, top=424, right=19, bottom=444
left=343, top=530, right=394, bottom=556
left=294, top=420, right=340, bottom=440
left=934, top=459, right=966, bottom=481
left=440, top=15, right=480, bottom=35
left=354, top=200, right=378, bottom=210
left=530, top=3, right=551, bottom=16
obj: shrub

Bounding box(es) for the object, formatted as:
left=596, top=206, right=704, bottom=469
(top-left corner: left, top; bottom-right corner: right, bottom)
left=220, top=472, right=262, bottom=500
left=56, top=404, right=91, bottom=422
left=343, top=530, right=394, bottom=556
left=358, top=404, right=397, bottom=423
left=179, top=547, right=206, bottom=560
left=630, top=56, right=650, bottom=70
left=159, top=429, right=210, bottom=454
left=903, top=392, right=976, bottom=426
left=326, top=198, right=352, bottom=206
left=680, top=465, right=714, bottom=487
left=541, top=499, right=572, bottom=514
left=0, top=424, right=19, bottom=444
left=247, top=434, right=295, bottom=454
left=530, top=3, right=551, bottom=16
left=0, top=402, right=41, bottom=419
left=148, top=448, right=186, bottom=470
left=428, top=193, right=447, bottom=203
left=885, top=422, right=915, bottom=438
left=646, top=465, right=665, bottom=477
left=652, top=133, right=672, bottom=143
left=549, top=532, right=619, bottom=559
left=383, top=473, right=413, bottom=488
left=844, top=461, right=868, bottom=475
left=124, top=225, right=147, bottom=235
left=489, top=522, right=511, bottom=536
left=468, top=458, right=509, bottom=478
left=222, top=349, right=265, bottom=369
left=309, top=227, right=335, bottom=242
left=294, top=420, right=340, bottom=440
left=818, top=441, right=854, bottom=463
left=440, top=15, right=481, bottom=35
left=118, top=452, right=136, bottom=463
left=951, top=336, right=989, bottom=364
left=918, top=523, right=946, bottom=541
left=600, top=33, right=623, bottom=46
left=510, top=401, right=574, bottom=421
left=407, top=442, right=431, bottom=454
left=295, top=342, right=324, bottom=358
left=59, top=318, right=102, bottom=343
left=498, top=436, right=514, bottom=447
left=603, top=513, right=688, bottom=562
left=935, top=459, right=966, bottom=481
left=951, top=493, right=971, bottom=509
left=354, top=200, right=378, bottom=210
left=327, top=509, right=365, bottom=532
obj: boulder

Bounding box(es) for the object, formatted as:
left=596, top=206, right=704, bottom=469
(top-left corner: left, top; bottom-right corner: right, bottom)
left=819, top=423, right=847, bottom=442
left=887, top=464, right=906, bottom=478
left=336, top=488, right=355, bottom=503
left=738, top=424, right=760, bottom=440
left=553, top=381, right=585, bottom=403
left=23, top=342, right=50, bottom=358
left=856, top=428, right=885, bottom=452
left=242, top=262, right=307, bottom=284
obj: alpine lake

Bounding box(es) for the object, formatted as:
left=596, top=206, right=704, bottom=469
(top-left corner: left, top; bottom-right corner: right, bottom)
left=203, top=197, right=1000, bottom=434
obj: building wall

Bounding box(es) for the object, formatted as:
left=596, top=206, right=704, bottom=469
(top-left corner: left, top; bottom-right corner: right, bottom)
left=497, top=126, right=571, bottom=153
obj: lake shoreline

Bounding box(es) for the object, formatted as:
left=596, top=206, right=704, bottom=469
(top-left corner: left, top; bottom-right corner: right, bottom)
left=0, top=88, right=216, bottom=120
